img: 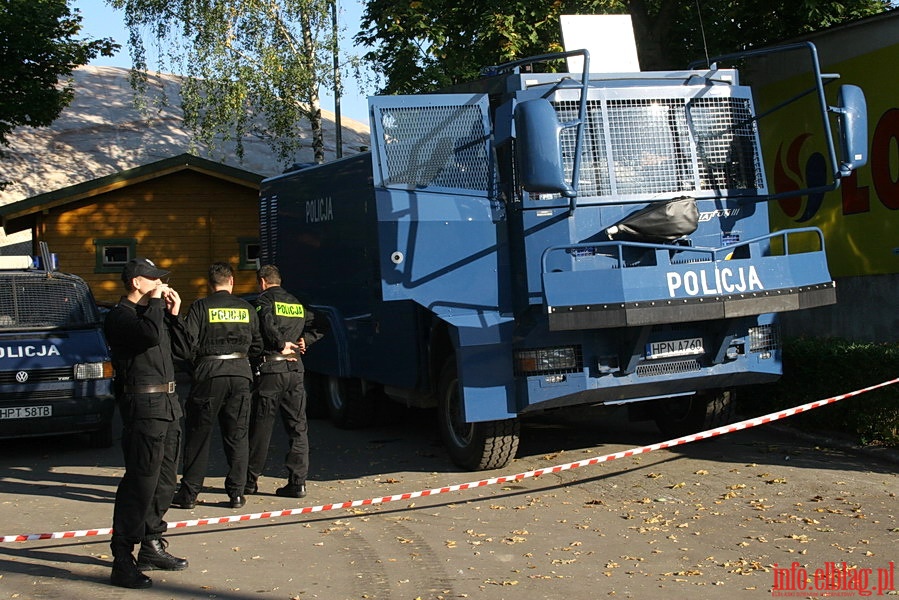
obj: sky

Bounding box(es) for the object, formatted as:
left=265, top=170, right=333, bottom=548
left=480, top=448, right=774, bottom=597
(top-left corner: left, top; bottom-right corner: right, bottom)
left=72, top=0, right=375, bottom=125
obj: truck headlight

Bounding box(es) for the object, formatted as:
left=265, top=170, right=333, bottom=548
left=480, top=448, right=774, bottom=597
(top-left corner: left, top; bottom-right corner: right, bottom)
left=749, top=325, right=780, bottom=353
left=514, top=346, right=581, bottom=375
left=75, top=361, right=114, bottom=380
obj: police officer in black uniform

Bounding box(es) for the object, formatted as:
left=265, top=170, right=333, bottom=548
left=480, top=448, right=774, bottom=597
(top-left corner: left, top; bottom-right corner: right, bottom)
left=245, top=264, right=324, bottom=498
left=105, top=257, right=191, bottom=589
left=172, top=262, right=262, bottom=509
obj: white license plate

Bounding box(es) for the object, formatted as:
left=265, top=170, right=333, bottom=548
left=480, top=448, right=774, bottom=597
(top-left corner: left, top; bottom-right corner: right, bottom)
left=0, top=405, right=52, bottom=420
left=646, top=337, right=704, bottom=360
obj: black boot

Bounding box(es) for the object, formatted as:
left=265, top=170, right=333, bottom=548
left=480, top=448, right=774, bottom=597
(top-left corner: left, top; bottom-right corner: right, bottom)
left=137, top=538, right=189, bottom=571
left=275, top=482, right=306, bottom=498
left=111, top=556, right=152, bottom=589
left=171, top=486, right=196, bottom=509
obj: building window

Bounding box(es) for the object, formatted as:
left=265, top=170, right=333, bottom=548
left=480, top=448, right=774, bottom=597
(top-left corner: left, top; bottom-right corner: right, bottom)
left=94, top=238, right=136, bottom=273
left=238, top=238, right=261, bottom=270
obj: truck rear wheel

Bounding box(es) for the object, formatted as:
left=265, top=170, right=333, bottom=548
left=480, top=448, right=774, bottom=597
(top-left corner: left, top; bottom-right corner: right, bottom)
left=327, top=375, right=375, bottom=429
left=654, top=388, right=736, bottom=439
left=437, top=360, right=519, bottom=471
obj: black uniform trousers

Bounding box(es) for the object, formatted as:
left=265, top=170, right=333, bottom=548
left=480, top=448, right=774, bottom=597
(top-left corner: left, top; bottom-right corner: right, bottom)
left=247, top=369, right=309, bottom=487
left=111, top=394, right=181, bottom=555
left=180, top=376, right=251, bottom=498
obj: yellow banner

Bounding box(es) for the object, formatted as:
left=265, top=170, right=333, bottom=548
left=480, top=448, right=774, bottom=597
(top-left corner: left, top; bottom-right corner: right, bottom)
left=759, top=45, right=899, bottom=277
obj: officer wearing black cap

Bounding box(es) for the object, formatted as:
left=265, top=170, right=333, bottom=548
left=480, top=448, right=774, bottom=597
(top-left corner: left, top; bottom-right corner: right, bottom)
left=104, top=257, right=191, bottom=589
left=245, top=264, right=324, bottom=499
left=172, top=262, right=262, bottom=509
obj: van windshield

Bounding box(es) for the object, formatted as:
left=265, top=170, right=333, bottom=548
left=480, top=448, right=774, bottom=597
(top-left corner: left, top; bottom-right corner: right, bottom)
left=0, top=272, right=100, bottom=329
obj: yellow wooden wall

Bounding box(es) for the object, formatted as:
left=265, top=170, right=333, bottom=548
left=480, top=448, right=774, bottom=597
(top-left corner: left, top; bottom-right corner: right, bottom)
left=37, top=170, right=260, bottom=306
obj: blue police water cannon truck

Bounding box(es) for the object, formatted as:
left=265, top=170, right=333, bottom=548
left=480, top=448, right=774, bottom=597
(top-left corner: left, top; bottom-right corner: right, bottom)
left=259, top=41, right=867, bottom=470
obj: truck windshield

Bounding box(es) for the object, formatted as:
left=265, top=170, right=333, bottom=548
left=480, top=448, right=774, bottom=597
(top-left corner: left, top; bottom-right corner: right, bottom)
left=0, top=273, right=100, bottom=329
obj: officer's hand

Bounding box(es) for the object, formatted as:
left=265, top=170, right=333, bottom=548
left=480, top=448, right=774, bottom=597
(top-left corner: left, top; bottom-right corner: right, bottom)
left=297, top=338, right=307, bottom=354
left=164, top=288, right=182, bottom=315
left=149, top=282, right=168, bottom=299
left=281, top=341, right=299, bottom=355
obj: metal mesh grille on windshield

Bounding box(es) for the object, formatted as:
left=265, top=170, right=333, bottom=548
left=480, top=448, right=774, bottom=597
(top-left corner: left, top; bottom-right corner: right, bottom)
left=554, top=95, right=763, bottom=198
left=690, top=97, right=762, bottom=191
left=0, top=273, right=99, bottom=329
left=373, top=104, right=495, bottom=193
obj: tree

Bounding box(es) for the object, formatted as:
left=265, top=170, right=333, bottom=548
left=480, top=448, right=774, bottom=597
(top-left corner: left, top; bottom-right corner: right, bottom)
left=110, top=0, right=338, bottom=165
left=357, top=0, right=892, bottom=95
left=0, top=0, right=118, bottom=149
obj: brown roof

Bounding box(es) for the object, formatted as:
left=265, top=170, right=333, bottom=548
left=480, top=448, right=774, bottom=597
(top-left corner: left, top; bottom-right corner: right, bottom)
left=0, top=152, right=264, bottom=235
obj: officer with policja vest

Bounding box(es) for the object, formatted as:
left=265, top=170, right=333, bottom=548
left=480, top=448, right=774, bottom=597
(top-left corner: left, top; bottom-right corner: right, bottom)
left=172, top=262, right=262, bottom=510
left=245, top=264, right=324, bottom=498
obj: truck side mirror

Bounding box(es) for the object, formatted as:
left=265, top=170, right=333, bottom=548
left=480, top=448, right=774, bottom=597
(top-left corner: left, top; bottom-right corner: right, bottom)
left=514, top=99, right=576, bottom=197
left=835, top=84, right=868, bottom=176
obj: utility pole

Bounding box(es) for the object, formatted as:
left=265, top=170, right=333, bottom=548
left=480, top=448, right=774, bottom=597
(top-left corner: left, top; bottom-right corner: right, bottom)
left=331, top=0, right=343, bottom=158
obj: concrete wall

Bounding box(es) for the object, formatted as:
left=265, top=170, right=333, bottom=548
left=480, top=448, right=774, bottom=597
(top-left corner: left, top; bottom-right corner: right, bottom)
left=780, top=273, right=898, bottom=343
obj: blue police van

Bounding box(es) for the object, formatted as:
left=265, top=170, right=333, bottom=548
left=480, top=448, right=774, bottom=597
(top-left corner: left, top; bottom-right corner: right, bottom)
left=0, top=247, right=115, bottom=447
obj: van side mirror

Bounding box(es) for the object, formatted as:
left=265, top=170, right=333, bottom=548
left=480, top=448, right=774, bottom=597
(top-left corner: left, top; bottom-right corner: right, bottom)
left=514, top=99, right=576, bottom=197
left=835, top=84, right=868, bottom=176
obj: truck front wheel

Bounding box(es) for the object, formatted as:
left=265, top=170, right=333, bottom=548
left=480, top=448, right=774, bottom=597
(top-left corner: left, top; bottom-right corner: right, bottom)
left=437, top=360, right=519, bottom=471
left=653, top=388, right=736, bottom=439
left=327, top=375, right=375, bottom=429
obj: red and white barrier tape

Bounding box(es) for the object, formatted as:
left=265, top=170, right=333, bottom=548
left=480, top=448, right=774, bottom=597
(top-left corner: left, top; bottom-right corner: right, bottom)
left=3, top=377, right=897, bottom=543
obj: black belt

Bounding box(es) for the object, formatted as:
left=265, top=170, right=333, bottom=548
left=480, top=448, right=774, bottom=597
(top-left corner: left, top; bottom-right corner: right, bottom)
left=124, top=381, right=176, bottom=394
left=262, top=353, right=297, bottom=362
left=198, top=352, right=248, bottom=361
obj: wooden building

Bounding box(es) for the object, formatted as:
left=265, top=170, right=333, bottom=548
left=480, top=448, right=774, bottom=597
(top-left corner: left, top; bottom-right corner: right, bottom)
left=0, top=153, right=264, bottom=306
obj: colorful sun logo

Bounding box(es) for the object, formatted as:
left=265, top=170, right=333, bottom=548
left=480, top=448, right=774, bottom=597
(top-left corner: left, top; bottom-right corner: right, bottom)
left=773, top=133, right=828, bottom=223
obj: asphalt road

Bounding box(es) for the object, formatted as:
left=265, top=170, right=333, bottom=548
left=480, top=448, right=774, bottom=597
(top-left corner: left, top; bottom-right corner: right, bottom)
left=0, top=402, right=896, bottom=600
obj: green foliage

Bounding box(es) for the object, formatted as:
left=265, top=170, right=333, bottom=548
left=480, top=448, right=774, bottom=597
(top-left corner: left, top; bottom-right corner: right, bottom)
left=357, top=0, right=892, bottom=95
left=110, top=0, right=337, bottom=165
left=0, top=0, right=118, bottom=148
left=742, top=338, right=899, bottom=446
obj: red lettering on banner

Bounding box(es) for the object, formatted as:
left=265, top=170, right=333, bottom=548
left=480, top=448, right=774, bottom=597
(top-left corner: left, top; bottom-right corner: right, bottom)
left=871, top=107, right=899, bottom=210
left=840, top=171, right=870, bottom=215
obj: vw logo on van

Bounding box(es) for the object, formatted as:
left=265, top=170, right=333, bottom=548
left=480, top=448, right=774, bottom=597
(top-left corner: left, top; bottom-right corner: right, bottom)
left=15, top=371, right=28, bottom=383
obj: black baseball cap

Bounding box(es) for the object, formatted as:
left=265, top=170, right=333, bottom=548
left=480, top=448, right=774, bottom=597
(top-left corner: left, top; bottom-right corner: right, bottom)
left=121, top=257, right=170, bottom=283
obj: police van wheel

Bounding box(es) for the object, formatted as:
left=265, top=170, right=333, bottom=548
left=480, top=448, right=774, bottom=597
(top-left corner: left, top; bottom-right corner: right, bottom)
left=327, top=375, right=375, bottom=429
left=437, top=360, right=519, bottom=471
left=653, top=388, right=736, bottom=439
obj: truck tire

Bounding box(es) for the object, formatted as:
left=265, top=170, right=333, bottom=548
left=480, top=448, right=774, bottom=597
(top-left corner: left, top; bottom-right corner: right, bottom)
left=437, top=360, right=519, bottom=471
left=653, top=388, right=736, bottom=439
left=327, top=375, right=375, bottom=429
